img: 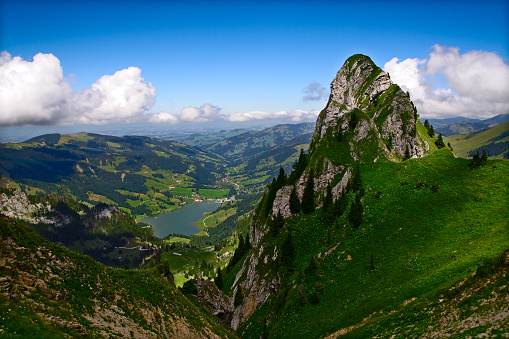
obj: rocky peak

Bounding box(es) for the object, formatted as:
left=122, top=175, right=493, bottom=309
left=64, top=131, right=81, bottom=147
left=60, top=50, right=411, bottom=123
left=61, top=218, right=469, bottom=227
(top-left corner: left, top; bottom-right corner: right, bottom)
left=313, top=54, right=391, bottom=142
left=311, top=54, right=427, bottom=161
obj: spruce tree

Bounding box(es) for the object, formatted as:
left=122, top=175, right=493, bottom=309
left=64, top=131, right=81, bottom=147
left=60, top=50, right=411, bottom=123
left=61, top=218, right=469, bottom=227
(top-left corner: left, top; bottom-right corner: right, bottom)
left=429, top=125, right=435, bottom=138
left=289, top=186, right=301, bottom=214
left=351, top=166, right=362, bottom=192
left=435, top=133, right=445, bottom=149
left=281, top=232, right=295, bottom=272
left=404, top=144, right=411, bottom=160
left=215, top=267, right=223, bottom=290
left=481, top=148, right=488, bottom=165
left=348, top=193, right=363, bottom=228
left=322, top=182, right=333, bottom=214
left=333, top=191, right=347, bottom=218
left=302, top=169, right=315, bottom=214
left=276, top=167, right=287, bottom=190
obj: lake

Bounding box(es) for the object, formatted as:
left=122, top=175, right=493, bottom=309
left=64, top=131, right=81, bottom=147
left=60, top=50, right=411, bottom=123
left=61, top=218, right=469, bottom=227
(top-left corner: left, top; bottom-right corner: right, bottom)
left=141, top=201, right=220, bottom=238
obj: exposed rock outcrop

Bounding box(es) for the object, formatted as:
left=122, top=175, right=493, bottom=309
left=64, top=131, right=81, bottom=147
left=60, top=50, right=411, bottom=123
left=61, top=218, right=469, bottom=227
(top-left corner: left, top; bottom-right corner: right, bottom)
left=192, top=278, right=234, bottom=326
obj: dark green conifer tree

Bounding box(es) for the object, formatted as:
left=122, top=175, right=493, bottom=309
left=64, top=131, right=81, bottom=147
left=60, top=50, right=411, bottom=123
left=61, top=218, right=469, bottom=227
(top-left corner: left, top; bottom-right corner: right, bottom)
left=276, top=167, right=287, bottom=190
left=333, top=191, right=347, bottom=218
left=404, top=144, right=411, bottom=160
left=424, top=119, right=430, bottom=131
left=302, top=169, right=315, bottom=214
left=435, top=133, right=445, bottom=149
left=429, top=125, right=435, bottom=138
left=322, top=182, right=333, bottom=214
left=481, top=148, right=488, bottom=165
left=289, top=186, right=301, bottom=214
left=281, top=232, right=295, bottom=272
left=351, top=166, right=362, bottom=192
left=215, top=266, right=223, bottom=290
left=348, top=193, right=363, bottom=228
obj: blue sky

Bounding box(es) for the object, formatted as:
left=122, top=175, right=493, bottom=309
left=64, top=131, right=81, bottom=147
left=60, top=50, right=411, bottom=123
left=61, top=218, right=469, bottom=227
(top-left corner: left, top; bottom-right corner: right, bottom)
left=0, top=0, right=508, bottom=139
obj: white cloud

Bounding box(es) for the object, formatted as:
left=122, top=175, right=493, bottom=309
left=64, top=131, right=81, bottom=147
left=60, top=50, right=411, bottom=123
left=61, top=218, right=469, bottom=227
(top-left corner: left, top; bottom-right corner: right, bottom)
left=147, top=112, right=179, bottom=124
left=147, top=104, right=221, bottom=124
left=303, top=82, right=327, bottom=102
left=383, top=45, right=509, bottom=119
left=0, top=51, right=73, bottom=125
left=180, top=104, right=221, bottom=122
left=73, top=67, right=156, bottom=125
left=0, top=51, right=156, bottom=126
left=225, top=109, right=319, bottom=122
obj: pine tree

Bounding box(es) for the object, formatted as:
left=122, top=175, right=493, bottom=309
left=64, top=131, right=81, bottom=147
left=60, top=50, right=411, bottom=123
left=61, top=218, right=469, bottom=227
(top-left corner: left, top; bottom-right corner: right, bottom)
left=351, top=166, right=362, bottom=192
left=435, top=133, right=445, bottom=149
left=348, top=193, right=363, bottom=228
left=289, top=186, right=301, bottom=214
left=215, top=266, right=223, bottom=290
left=424, top=119, right=430, bottom=131
left=281, top=232, right=295, bottom=272
left=302, top=170, right=315, bottom=214
left=404, top=144, right=411, bottom=160
left=333, top=191, right=347, bottom=218
left=276, top=211, right=285, bottom=229
left=322, top=182, right=333, bottom=214
left=481, top=148, right=488, bottom=165
left=276, top=167, right=287, bottom=190
left=288, top=149, right=308, bottom=184
left=429, top=125, right=435, bottom=138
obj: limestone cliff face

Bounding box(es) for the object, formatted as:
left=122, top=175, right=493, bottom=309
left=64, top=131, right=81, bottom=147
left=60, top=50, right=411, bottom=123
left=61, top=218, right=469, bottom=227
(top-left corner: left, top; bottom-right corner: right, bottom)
left=312, top=54, right=427, bottom=159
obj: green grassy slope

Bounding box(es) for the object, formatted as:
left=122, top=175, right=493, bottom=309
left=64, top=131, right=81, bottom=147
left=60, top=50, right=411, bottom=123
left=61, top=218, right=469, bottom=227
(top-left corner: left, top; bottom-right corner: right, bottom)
left=237, top=149, right=509, bottom=338
left=0, top=133, right=225, bottom=218
left=445, top=121, right=509, bottom=158
left=0, top=216, right=237, bottom=338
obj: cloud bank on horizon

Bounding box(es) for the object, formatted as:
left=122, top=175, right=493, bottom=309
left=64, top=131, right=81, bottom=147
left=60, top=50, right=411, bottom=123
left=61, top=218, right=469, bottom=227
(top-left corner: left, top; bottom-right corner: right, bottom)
left=1, top=45, right=508, bottom=127
left=384, top=44, right=509, bottom=119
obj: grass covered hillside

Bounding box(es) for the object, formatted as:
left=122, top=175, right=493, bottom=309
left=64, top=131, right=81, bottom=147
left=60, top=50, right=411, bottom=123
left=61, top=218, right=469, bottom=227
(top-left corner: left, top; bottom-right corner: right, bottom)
left=234, top=148, right=509, bottom=338
left=0, top=133, right=226, bottom=218
left=223, top=54, right=509, bottom=339
left=445, top=121, right=509, bottom=159
left=0, top=215, right=237, bottom=338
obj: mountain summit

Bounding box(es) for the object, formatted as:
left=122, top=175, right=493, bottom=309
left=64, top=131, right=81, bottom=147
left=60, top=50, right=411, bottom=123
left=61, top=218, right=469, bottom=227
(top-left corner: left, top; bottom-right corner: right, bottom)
left=268, top=55, right=431, bottom=220
left=221, top=54, right=508, bottom=338
left=312, top=54, right=427, bottom=160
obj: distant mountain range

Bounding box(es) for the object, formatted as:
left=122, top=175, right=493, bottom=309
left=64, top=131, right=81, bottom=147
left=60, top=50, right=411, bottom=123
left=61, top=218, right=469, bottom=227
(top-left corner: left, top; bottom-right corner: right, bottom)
left=422, top=113, right=509, bottom=136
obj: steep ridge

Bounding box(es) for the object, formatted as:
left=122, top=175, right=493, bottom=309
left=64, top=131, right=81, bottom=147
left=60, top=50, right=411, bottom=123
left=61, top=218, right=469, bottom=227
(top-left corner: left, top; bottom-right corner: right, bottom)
left=0, top=215, right=237, bottom=338
left=269, top=55, right=431, bottom=221
left=220, top=55, right=509, bottom=338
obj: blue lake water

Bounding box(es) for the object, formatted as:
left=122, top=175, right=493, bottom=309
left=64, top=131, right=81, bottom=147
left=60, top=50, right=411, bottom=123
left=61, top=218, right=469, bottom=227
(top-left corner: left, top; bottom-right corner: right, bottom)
left=141, top=202, right=220, bottom=238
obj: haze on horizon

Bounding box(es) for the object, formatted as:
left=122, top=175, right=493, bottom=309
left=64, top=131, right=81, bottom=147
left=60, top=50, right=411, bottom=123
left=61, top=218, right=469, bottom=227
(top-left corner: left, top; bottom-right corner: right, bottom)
left=0, top=0, right=508, bottom=141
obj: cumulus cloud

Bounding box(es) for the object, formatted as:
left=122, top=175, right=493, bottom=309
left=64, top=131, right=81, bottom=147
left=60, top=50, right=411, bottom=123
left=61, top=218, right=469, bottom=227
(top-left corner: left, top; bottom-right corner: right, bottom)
left=0, top=51, right=73, bottom=125
left=303, top=82, right=327, bottom=102
left=0, top=51, right=156, bottom=126
left=73, top=67, right=156, bottom=125
left=384, top=45, right=509, bottom=119
left=225, top=109, right=319, bottom=123
left=148, top=104, right=221, bottom=124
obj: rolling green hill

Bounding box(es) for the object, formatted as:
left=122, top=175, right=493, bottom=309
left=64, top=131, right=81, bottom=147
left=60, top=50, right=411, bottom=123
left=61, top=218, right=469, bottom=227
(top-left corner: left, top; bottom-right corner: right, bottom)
left=428, top=113, right=509, bottom=136
left=445, top=121, right=509, bottom=158
left=204, top=123, right=315, bottom=164
left=0, top=133, right=226, bottom=217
